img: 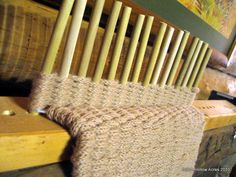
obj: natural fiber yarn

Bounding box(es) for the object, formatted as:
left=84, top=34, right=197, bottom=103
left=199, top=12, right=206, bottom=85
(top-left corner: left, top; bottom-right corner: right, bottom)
left=29, top=73, right=197, bottom=112
left=29, top=73, right=204, bottom=177
left=47, top=105, right=204, bottom=177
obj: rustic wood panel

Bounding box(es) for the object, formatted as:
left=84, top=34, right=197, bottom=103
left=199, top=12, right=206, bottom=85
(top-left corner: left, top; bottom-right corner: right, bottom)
left=0, top=0, right=71, bottom=81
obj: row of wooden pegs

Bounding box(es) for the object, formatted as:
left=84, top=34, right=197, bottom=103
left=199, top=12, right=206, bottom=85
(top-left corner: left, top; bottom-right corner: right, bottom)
left=41, top=0, right=212, bottom=89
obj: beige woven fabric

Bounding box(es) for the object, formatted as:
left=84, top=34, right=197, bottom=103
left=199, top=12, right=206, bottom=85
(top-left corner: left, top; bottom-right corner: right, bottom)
left=29, top=73, right=197, bottom=112
left=47, top=105, right=204, bottom=177
left=29, top=73, right=204, bottom=176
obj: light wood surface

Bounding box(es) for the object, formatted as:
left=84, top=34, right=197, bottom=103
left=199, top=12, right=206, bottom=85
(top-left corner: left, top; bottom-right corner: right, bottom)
left=151, top=26, right=174, bottom=85
left=159, top=30, right=184, bottom=88
left=187, top=42, right=208, bottom=89
left=121, top=14, right=145, bottom=85
left=0, top=97, right=71, bottom=173
left=175, top=37, right=199, bottom=88
left=193, top=48, right=213, bottom=88
left=182, top=40, right=203, bottom=87
left=143, top=22, right=167, bottom=87
left=166, top=31, right=190, bottom=86
left=193, top=100, right=236, bottom=131
left=77, top=0, right=105, bottom=77
left=108, top=6, right=132, bottom=80
left=131, top=16, right=154, bottom=83
left=93, top=1, right=122, bottom=82
left=59, top=0, right=87, bottom=78
left=42, top=0, right=75, bottom=74
left=0, top=97, right=236, bottom=172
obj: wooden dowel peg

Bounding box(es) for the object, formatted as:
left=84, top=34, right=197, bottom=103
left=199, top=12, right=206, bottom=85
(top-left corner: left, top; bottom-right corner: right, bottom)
left=175, top=37, right=199, bottom=88
left=166, top=31, right=189, bottom=86
left=108, top=6, right=131, bottom=81
left=120, top=14, right=145, bottom=85
left=143, top=22, right=167, bottom=87
left=78, top=0, right=105, bottom=77
left=182, top=40, right=203, bottom=87
left=187, top=42, right=208, bottom=89
left=151, top=26, right=174, bottom=85
left=159, top=30, right=184, bottom=88
left=131, top=16, right=154, bottom=83
left=93, top=1, right=122, bottom=82
left=59, top=0, right=87, bottom=78
left=42, top=0, right=75, bottom=74
left=193, top=48, right=212, bottom=88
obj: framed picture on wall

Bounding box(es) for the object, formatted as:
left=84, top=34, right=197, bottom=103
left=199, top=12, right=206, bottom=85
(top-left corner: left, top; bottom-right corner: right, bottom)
left=177, top=0, right=236, bottom=39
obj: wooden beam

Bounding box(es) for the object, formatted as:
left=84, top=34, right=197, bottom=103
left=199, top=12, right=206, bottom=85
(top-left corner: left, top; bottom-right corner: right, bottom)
left=193, top=100, right=236, bottom=131
left=0, top=97, right=71, bottom=173
left=1, top=97, right=236, bottom=172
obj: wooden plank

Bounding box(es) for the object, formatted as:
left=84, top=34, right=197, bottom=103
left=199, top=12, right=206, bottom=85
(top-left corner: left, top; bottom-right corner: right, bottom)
left=0, top=97, right=71, bottom=173
left=193, top=100, right=236, bottom=131
left=1, top=97, right=236, bottom=172
left=0, top=131, right=70, bottom=173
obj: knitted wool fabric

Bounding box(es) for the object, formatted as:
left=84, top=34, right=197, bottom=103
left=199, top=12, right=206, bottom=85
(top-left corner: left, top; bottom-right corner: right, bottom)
left=30, top=73, right=204, bottom=177
left=29, top=73, right=197, bottom=111
left=47, top=105, right=204, bottom=177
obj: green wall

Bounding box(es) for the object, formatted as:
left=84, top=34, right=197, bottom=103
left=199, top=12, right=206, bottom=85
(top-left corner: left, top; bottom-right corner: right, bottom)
left=133, top=0, right=236, bottom=54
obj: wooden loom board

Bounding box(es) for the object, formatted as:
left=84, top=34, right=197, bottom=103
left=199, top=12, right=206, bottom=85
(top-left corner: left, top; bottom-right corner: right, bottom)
left=0, top=97, right=71, bottom=173
left=193, top=100, right=236, bottom=131
left=0, top=97, right=236, bottom=172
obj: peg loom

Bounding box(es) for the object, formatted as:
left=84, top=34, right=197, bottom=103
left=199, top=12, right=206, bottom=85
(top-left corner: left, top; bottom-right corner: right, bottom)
left=39, top=0, right=213, bottom=99
left=0, top=0, right=234, bottom=175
